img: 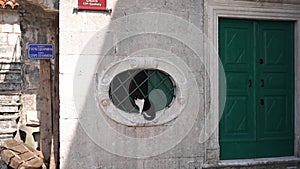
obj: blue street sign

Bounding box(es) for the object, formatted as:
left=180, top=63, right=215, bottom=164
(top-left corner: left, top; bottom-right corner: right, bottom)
left=28, top=44, right=54, bottom=59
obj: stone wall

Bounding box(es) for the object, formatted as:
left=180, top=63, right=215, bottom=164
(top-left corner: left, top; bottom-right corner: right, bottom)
left=17, top=1, right=57, bottom=117
left=0, top=0, right=58, bottom=167
left=18, top=1, right=58, bottom=164
left=59, top=0, right=212, bottom=168
left=59, top=0, right=300, bottom=168
left=0, top=8, right=22, bottom=169
left=0, top=9, right=22, bottom=91
left=21, top=0, right=58, bottom=11
left=0, top=9, right=21, bottom=62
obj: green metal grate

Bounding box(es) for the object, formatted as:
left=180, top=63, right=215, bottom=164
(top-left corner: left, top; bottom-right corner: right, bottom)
left=109, top=69, right=176, bottom=114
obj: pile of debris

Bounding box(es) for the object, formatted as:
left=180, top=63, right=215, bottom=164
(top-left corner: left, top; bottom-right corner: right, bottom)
left=0, top=139, right=44, bottom=169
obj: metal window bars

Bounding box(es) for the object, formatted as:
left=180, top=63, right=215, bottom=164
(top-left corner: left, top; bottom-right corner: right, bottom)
left=109, top=69, right=176, bottom=114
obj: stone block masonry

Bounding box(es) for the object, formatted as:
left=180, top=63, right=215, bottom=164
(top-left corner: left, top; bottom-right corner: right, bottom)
left=0, top=9, right=23, bottom=169
left=0, top=93, right=21, bottom=140
left=59, top=0, right=208, bottom=168
left=60, top=0, right=300, bottom=168
left=0, top=11, right=21, bottom=62
left=0, top=0, right=59, bottom=168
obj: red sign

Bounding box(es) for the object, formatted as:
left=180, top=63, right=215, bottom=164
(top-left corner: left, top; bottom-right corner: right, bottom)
left=78, top=0, right=106, bottom=10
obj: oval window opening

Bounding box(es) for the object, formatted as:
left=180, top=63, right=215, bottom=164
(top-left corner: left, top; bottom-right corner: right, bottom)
left=109, top=69, right=176, bottom=120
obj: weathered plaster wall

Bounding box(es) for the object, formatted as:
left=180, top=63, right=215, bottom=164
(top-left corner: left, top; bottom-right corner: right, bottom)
left=59, top=0, right=218, bottom=169
left=22, top=0, right=59, bottom=11
left=18, top=2, right=54, bottom=110
left=18, top=0, right=58, bottom=163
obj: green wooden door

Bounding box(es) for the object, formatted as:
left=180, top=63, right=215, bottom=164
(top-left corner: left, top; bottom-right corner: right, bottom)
left=219, top=18, right=294, bottom=159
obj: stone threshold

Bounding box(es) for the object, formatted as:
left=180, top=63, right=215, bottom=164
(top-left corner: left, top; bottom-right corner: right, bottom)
left=202, top=156, right=300, bottom=168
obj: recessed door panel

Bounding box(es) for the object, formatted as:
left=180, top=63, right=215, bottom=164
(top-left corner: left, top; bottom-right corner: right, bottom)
left=219, top=19, right=255, bottom=159
left=256, top=21, right=294, bottom=157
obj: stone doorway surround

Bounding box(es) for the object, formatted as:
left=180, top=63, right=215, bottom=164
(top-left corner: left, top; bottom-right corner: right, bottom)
left=203, top=0, right=300, bottom=163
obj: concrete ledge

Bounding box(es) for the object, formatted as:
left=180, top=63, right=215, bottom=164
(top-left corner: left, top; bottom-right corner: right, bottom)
left=202, top=156, right=300, bottom=169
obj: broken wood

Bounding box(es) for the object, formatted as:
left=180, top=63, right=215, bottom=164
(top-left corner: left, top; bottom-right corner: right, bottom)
left=39, top=59, right=52, bottom=162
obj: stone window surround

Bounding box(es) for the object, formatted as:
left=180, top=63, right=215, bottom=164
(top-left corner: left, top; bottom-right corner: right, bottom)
left=97, top=56, right=198, bottom=126
left=204, top=0, right=300, bottom=160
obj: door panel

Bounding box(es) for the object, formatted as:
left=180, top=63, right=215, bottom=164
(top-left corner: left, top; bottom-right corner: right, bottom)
left=219, top=19, right=256, bottom=159
left=256, top=21, right=294, bottom=157
left=263, top=73, right=287, bottom=89
left=219, top=18, right=294, bottom=159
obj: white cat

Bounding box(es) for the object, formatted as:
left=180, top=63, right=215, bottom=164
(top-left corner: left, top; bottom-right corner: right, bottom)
left=134, top=98, right=151, bottom=118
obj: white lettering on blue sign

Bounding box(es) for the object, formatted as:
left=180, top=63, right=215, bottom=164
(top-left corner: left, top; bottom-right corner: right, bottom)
left=28, top=44, right=54, bottom=59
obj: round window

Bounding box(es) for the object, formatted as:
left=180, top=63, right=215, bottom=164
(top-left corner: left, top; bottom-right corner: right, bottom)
left=109, top=69, right=176, bottom=120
